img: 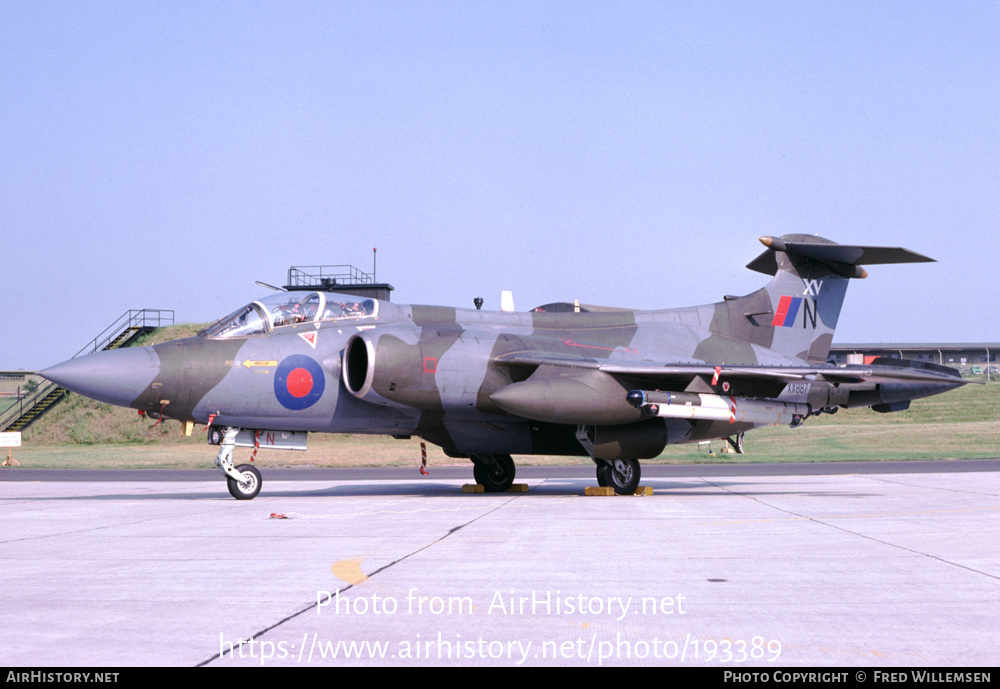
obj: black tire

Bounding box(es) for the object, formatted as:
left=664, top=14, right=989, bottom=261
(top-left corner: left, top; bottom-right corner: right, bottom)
left=607, top=459, right=640, bottom=495
left=596, top=462, right=611, bottom=487
left=227, top=464, right=262, bottom=500
left=472, top=454, right=516, bottom=493
left=473, top=461, right=487, bottom=486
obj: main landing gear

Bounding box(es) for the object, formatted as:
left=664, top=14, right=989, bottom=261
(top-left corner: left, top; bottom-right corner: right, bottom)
left=595, top=458, right=641, bottom=495
left=213, top=426, right=262, bottom=500
left=470, top=454, right=516, bottom=492
left=576, top=425, right=642, bottom=495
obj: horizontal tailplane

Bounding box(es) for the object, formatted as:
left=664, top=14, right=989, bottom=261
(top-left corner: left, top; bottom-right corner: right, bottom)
left=747, top=236, right=935, bottom=278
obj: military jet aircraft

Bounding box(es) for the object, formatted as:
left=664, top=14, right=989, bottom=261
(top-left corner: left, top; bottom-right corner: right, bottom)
left=41, top=235, right=966, bottom=499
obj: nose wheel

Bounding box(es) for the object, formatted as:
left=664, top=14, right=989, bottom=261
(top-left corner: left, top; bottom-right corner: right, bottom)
left=214, top=426, right=263, bottom=500
left=227, top=464, right=262, bottom=500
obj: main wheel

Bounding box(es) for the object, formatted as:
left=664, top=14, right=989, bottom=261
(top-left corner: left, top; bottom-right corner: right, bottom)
left=227, top=464, right=262, bottom=500
left=472, top=454, right=516, bottom=493
left=596, top=462, right=611, bottom=487
left=606, top=459, right=640, bottom=495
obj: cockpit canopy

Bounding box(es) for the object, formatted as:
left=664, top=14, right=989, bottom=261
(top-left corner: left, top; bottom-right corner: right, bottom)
left=204, top=292, right=378, bottom=339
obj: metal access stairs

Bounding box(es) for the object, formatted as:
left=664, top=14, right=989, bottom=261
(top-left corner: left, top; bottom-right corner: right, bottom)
left=3, top=384, right=69, bottom=433
left=0, top=309, right=174, bottom=433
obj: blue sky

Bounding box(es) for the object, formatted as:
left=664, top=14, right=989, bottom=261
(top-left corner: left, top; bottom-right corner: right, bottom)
left=2, top=2, right=997, bottom=370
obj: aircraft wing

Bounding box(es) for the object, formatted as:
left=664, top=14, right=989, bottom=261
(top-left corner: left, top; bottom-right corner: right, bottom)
left=600, top=361, right=965, bottom=385
left=494, top=352, right=965, bottom=385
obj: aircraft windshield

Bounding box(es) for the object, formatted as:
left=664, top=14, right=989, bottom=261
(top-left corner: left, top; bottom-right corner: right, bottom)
left=204, top=292, right=378, bottom=339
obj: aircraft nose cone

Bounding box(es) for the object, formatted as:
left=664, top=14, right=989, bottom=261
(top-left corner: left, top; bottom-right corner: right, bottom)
left=40, top=347, right=160, bottom=408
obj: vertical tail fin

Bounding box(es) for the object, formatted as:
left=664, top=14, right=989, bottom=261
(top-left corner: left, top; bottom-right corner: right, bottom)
left=715, top=235, right=934, bottom=362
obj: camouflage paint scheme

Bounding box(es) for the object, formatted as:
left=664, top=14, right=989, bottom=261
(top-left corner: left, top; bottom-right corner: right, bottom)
left=41, top=235, right=966, bottom=498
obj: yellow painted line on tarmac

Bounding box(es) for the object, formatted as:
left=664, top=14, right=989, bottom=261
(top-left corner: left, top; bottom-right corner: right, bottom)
left=331, top=559, right=368, bottom=585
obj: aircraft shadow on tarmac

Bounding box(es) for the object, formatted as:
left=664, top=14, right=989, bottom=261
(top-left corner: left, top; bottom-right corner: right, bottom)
left=2, top=478, right=881, bottom=501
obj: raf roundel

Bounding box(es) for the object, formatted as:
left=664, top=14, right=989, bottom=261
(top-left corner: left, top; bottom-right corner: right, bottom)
left=274, top=355, right=325, bottom=410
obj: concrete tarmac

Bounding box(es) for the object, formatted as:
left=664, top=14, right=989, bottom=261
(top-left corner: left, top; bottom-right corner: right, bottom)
left=1, top=461, right=999, bottom=667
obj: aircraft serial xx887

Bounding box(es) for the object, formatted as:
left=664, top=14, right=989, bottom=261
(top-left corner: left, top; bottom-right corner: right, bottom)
left=42, top=235, right=965, bottom=499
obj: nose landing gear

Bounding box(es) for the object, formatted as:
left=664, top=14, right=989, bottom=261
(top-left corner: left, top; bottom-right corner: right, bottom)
left=213, top=426, right=263, bottom=500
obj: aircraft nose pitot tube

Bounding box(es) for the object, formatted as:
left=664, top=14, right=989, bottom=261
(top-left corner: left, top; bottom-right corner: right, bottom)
left=40, top=347, right=160, bottom=409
